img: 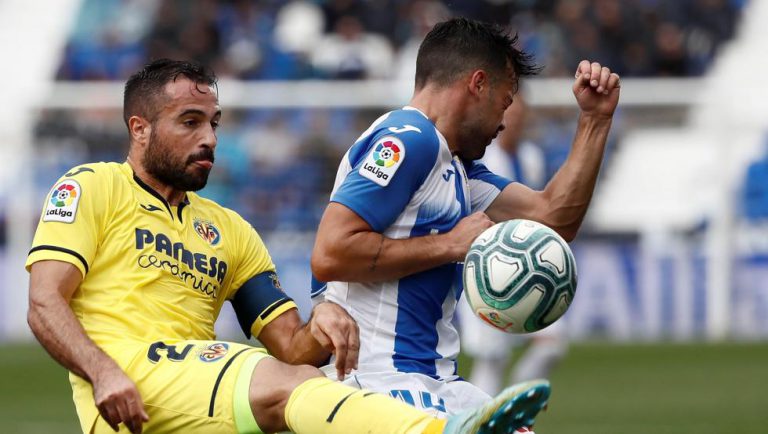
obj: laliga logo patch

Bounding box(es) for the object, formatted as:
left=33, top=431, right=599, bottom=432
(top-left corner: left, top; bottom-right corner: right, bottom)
left=479, top=310, right=514, bottom=331
left=193, top=218, right=221, bottom=246
left=373, top=140, right=401, bottom=167
left=43, top=180, right=82, bottom=223
left=198, top=342, right=229, bottom=362
left=359, top=136, right=405, bottom=187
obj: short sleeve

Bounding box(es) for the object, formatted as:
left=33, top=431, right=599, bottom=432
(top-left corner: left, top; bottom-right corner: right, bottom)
left=26, top=164, right=108, bottom=278
left=465, top=160, right=513, bottom=213
left=332, top=128, right=440, bottom=232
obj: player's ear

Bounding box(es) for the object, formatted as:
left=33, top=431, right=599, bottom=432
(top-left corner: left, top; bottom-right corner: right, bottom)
left=128, top=116, right=151, bottom=147
left=467, top=70, right=488, bottom=98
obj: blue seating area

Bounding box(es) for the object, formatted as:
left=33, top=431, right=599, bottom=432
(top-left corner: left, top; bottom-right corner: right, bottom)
left=743, top=137, right=768, bottom=222
left=57, top=0, right=745, bottom=81
left=38, top=0, right=745, bottom=233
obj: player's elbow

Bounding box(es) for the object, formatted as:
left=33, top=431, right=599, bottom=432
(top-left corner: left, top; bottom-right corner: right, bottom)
left=310, top=249, right=344, bottom=283
left=555, top=225, right=579, bottom=242
left=26, top=294, right=46, bottom=335
left=536, top=193, right=585, bottom=242
left=540, top=214, right=581, bottom=242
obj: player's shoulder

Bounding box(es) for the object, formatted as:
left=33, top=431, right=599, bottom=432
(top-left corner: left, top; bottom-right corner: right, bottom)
left=377, top=107, right=439, bottom=143
left=370, top=108, right=441, bottom=161
left=41, top=162, right=124, bottom=224
left=57, top=161, right=119, bottom=180
left=48, top=161, right=124, bottom=196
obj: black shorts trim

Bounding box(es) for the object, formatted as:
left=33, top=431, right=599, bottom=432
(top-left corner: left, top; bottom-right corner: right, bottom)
left=208, top=348, right=251, bottom=417
left=29, top=245, right=89, bottom=273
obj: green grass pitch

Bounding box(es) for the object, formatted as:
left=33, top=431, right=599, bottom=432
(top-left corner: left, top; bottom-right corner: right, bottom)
left=2, top=342, right=766, bottom=433
left=460, top=342, right=768, bottom=434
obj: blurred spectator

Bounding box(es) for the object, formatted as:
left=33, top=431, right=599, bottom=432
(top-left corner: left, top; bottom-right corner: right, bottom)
left=310, top=15, right=395, bottom=79
left=274, top=1, right=324, bottom=56
left=395, top=0, right=451, bottom=84
left=58, top=0, right=746, bottom=81
left=58, top=0, right=156, bottom=79
left=653, top=22, right=688, bottom=76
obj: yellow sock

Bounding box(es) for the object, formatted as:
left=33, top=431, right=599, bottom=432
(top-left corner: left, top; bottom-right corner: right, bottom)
left=285, top=377, right=445, bottom=434
left=423, top=419, right=447, bottom=434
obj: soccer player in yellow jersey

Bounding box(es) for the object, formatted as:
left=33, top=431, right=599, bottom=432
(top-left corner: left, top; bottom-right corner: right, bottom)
left=26, top=59, right=549, bottom=434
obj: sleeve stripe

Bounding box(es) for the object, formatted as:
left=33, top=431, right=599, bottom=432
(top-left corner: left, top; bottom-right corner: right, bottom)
left=260, top=298, right=293, bottom=320
left=28, top=245, right=89, bottom=273
left=310, top=282, right=328, bottom=298
left=250, top=299, right=297, bottom=339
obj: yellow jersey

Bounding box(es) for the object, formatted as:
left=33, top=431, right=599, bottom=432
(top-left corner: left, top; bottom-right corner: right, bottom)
left=26, top=161, right=296, bottom=350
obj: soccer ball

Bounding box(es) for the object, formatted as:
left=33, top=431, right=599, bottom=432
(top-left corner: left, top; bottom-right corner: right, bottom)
left=462, top=219, right=577, bottom=334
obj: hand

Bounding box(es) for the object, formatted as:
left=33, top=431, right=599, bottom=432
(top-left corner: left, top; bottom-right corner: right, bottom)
left=573, top=60, right=621, bottom=118
left=92, top=363, right=149, bottom=433
left=446, top=212, right=495, bottom=262
left=308, top=301, right=360, bottom=381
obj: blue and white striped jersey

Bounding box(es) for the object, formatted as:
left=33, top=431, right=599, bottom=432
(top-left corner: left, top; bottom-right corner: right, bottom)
left=313, top=106, right=511, bottom=380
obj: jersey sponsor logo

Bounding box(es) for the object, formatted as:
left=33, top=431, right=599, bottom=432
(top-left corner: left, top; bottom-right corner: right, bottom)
left=43, top=180, right=81, bottom=223
left=359, top=136, right=405, bottom=187
left=193, top=218, right=221, bottom=246
left=198, top=342, right=229, bottom=362
left=442, top=169, right=455, bottom=182
left=135, top=228, right=228, bottom=298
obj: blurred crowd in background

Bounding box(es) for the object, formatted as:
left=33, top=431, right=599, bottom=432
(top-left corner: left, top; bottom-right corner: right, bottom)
left=32, top=0, right=747, bottom=235
left=57, top=0, right=745, bottom=80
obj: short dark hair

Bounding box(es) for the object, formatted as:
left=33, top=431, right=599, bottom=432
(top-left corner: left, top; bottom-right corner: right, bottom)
left=414, top=18, right=540, bottom=90
left=123, top=59, right=218, bottom=126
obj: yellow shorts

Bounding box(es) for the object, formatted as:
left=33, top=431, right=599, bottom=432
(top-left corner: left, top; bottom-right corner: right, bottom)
left=71, top=340, right=270, bottom=433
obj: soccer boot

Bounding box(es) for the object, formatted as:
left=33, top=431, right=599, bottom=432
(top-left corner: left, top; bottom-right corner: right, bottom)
left=443, top=379, right=549, bottom=434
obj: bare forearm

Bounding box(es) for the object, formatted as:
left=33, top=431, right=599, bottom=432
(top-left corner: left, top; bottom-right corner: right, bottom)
left=539, top=113, right=612, bottom=238
left=259, top=302, right=359, bottom=380
left=28, top=297, right=118, bottom=382
left=314, top=230, right=456, bottom=282
left=280, top=324, right=331, bottom=366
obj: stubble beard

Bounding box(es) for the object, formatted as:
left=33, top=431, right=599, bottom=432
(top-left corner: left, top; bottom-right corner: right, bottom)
left=457, top=119, right=492, bottom=161
left=142, top=129, right=213, bottom=192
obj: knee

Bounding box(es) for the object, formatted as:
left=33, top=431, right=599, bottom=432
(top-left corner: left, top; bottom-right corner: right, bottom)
left=249, top=360, right=324, bottom=432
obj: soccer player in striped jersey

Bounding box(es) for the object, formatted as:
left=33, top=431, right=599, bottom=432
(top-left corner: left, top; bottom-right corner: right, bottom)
left=312, top=16, right=620, bottom=424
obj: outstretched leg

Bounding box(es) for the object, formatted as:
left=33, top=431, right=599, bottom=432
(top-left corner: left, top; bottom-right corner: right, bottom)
left=238, top=354, right=550, bottom=434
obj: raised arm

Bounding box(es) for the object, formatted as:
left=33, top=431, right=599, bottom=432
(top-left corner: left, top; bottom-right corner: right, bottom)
left=311, top=202, right=493, bottom=282
left=28, top=260, right=148, bottom=433
left=485, top=60, right=620, bottom=240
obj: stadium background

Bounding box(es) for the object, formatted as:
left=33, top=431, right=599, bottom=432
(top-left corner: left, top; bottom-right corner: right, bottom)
left=1, top=0, right=767, bottom=433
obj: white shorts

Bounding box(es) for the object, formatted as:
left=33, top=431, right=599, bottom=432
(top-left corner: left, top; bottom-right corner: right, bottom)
left=322, top=366, right=490, bottom=418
